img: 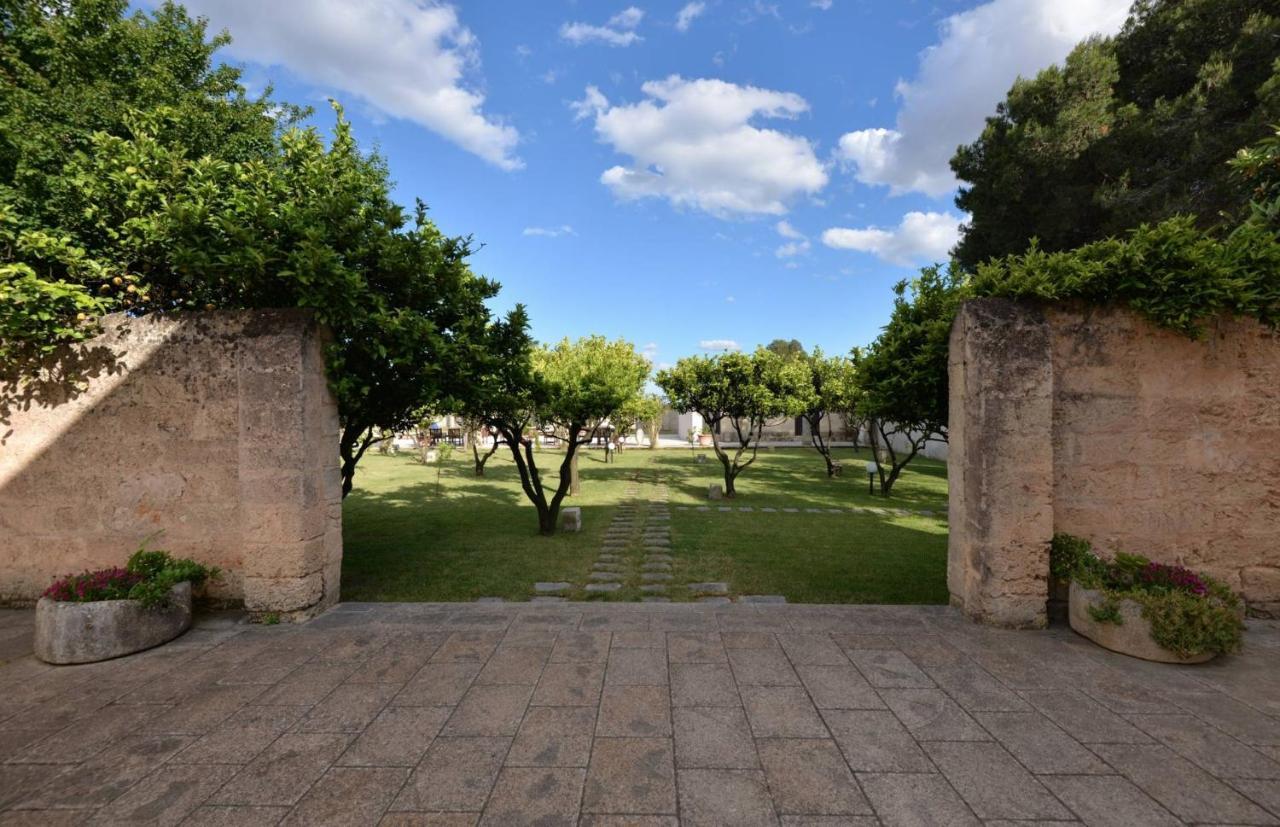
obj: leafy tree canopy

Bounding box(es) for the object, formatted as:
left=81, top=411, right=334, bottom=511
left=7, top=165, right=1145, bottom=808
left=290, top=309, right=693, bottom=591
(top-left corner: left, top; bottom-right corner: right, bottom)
left=658, top=349, right=806, bottom=496
left=1, top=1, right=503, bottom=498
left=951, top=0, right=1280, bottom=269
left=473, top=333, right=649, bottom=535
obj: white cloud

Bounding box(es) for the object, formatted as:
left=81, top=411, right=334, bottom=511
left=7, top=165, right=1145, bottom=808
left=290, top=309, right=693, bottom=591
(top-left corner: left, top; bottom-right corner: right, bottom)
left=611, top=7, right=645, bottom=28
left=835, top=0, right=1129, bottom=196
left=579, top=76, right=828, bottom=216
left=177, top=0, right=521, bottom=170
left=822, top=211, right=964, bottom=265
left=811, top=0, right=833, bottom=9
left=522, top=225, right=576, bottom=237
left=775, top=220, right=804, bottom=239
left=676, top=2, right=706, bottom=32
left=571, top=85, right=610, bottom=122
left=699, top=339, right=741, bottom=351
left=641, top=342, right=659, bottom=361
left=561, top=6, right=645, bottom=47
left=774, top=220, right=810, bottom=257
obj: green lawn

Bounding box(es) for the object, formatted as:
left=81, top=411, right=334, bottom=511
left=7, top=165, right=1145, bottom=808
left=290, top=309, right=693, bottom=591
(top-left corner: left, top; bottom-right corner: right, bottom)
left=341, top=445, right=949, bottom=604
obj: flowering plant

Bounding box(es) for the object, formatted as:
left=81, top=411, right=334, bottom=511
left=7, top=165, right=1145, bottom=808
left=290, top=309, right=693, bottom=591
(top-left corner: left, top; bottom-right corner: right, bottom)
left=1051, top=534, right=1244, bottom=658
left=41, top=542, right=217, bottom=610
left=43, top=568, right=142, bottom=602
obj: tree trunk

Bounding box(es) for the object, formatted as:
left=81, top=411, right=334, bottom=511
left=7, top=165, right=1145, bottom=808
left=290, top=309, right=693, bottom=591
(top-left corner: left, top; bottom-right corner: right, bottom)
left=569, top=453, right=580, bottom=496
left=339, top=423, right=380, bottom=498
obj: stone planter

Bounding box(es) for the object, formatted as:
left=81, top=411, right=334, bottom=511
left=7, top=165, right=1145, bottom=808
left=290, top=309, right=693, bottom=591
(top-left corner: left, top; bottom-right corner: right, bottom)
left=35, top=581, right=193, bottom=665
left=1068, top=581, right=1214, bottom=664
left=698, top=434, right=713, bottom=447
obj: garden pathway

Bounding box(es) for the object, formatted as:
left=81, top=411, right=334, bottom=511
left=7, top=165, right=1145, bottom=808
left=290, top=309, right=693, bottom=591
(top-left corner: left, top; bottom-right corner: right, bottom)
left=0, top=604, right=1277, bottom=825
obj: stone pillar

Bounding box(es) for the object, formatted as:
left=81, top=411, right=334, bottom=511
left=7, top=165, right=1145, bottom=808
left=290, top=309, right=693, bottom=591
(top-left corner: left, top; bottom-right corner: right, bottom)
left=238, top=313, right=343, bottom=620
left=947, top=299, right=1055, bottom=628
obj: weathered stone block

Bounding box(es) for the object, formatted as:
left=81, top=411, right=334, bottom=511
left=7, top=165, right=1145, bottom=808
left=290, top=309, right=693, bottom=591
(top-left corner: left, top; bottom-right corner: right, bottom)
left=0, top=311, right=341, bottom=618
left=708, top=484, right=723, bottom=500
left=561, top=507, right=582, bottom=533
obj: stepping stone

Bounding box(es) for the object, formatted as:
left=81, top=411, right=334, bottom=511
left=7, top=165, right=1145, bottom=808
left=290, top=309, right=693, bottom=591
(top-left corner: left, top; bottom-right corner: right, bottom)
left=642, top=563, right=672, bottom=572
left=688, top=582, right=728, bottom=595
left=761, top=507, right=777, bottom=513
left=645, top=555, right=673, bottom=564
left=532, top=596, right=566, bottom=604
left=782, top=508, right=798, bottom=513
left=805, top=508, right=823, bottom=514
left=589, top=572, right=622, bottom=582
left=585, top=582, right=621, bottom=592
left=717, top=507, right=732, bottom=512
left=597, top=554, right=622, bottom=562
left=697, top=597, right=731, bottom=605
left=476, top=597, right=505, bottom=603
left=641, top=573, right=673, bottom=582
left=641, top=597, right=671, bottom=603
left=826, top=508, right=843, bottom=514
left=695, top=506, right=710, bottom=512
left=738, top=507, right=753, bottom=512
left=738, top=595, right=787, bottom=604
left=534, top=582, right=570, bottom=593
left=677, top=506, right=690, bottom=511
left=640, top=584, right=668, bottom=594
left=593, top=564, right=624, bottom=573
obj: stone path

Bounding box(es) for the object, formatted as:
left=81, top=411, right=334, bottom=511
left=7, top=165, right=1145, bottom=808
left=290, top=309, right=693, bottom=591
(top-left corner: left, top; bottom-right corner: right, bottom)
left=0, top=604, right=1277, bottom=825
left=678, top=504, right=945, bottom=520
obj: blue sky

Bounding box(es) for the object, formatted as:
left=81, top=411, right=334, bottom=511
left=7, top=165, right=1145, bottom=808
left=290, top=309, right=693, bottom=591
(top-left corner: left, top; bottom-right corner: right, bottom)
left=164, top=0, right=1131, bottom=367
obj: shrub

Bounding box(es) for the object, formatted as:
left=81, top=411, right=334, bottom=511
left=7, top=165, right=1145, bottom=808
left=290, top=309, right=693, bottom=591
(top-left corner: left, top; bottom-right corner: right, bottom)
left=1054, top=534, right=1244, bottom=658
left=42, top=543, right=217, bottom=610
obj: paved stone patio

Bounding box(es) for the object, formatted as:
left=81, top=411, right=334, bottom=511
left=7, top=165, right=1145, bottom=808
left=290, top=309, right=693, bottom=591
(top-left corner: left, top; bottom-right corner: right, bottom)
left=0, top=603, right=1278, bottom=825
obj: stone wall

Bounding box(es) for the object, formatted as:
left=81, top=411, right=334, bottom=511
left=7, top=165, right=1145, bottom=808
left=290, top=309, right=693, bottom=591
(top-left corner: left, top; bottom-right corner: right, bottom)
left=0, top=310, right=342, bottom=619
left=948, top=299, right=1280, bottom=627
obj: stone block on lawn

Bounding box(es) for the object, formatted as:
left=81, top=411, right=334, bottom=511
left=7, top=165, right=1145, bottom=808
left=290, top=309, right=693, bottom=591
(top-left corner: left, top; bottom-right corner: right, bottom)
left=688, top=582, right=729, bottom=595
left=708, top=484, right=723, bottom=500
left=589, top=572, right=621, bottom=582
left=739, top=595, right=787, bottom=604
left=534, top=582, right=571, bottom=594
left=585, top=583, right=621, bottom=593
left=561, top=507, right=582, bottom=533
left=642, top=573, right=673, bottom=582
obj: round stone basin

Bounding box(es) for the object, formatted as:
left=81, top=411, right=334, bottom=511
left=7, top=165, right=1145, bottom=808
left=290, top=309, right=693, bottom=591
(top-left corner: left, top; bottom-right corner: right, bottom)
left=1068, top=581, right=1214, bottom=665
left=34, top=581, right=193, bottom=665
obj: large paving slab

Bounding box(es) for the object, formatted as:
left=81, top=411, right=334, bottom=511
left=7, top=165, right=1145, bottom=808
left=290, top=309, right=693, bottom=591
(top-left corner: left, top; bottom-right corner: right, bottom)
left=0, top=604, right=1277, bottom=824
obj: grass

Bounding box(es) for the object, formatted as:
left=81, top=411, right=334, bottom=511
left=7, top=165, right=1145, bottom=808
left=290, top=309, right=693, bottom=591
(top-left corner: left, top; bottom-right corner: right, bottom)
left=341, top=444, right=949, bottom=604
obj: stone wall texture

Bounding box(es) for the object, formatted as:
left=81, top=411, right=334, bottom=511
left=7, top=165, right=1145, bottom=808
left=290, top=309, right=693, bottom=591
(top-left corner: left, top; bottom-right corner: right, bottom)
left=0, top=310, right=342, bottom=619
left=949, top=299, right=1280, bottom=627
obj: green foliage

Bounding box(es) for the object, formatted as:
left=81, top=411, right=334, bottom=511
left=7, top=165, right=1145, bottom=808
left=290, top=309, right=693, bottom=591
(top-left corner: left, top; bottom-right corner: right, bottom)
left=1, top=2, right=503, bottom=498
left=1049, top=533, right=1095, bottom=582
left=970, top=214, right=1280, bottom=335
left=1231, top=124, right=1280, bottom=229
left=1137, top=587, right=1246, bottom=658
left=468, top=331, right=649, bottom=534
left=535, top=337, right=651, bottom=434
left=658, top=348, right=808, bottom=495
left=764, top=338, right=806, bottom=359
left=794, top=348, right=858, bottom=475
left=952, top=0, right=1280, bottom=269
left=124, top=544, right=217, bottom=609
left=1087, top=598, right=1124, bottom=625
left=855, top=267, right=966, bottom=495
left=1054, top=533, right=1244, bottom=658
